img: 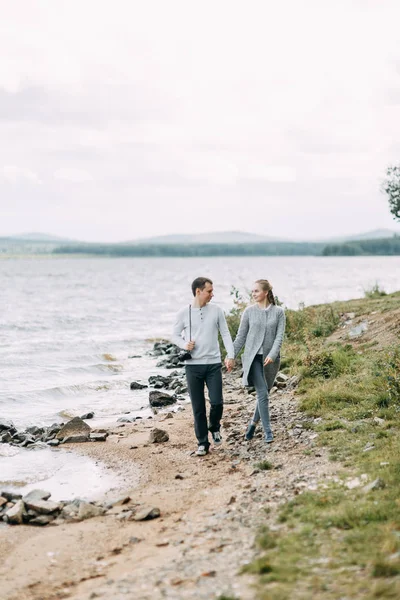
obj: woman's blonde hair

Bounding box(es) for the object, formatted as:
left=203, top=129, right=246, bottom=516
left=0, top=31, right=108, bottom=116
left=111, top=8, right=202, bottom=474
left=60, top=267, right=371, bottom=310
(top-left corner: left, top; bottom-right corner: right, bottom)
left=255, top=279, right=276, bottom=305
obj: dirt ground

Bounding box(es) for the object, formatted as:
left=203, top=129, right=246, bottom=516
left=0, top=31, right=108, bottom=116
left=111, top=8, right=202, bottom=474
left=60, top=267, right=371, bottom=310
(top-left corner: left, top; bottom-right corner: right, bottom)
left=0, top=374, right=340, bottom=600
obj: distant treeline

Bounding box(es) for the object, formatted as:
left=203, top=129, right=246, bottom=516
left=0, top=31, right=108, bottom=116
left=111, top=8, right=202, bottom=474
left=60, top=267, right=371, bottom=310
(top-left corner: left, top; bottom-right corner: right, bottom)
left=322, top=237, right=400, bottom=256
left=52, top=237, right=400, bottom=257
left=53, top=242, right=325, bottom=257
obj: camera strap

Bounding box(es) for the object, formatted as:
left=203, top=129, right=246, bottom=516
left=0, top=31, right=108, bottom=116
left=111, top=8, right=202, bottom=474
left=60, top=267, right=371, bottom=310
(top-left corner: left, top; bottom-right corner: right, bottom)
left=189, top=304, right=191, bottom=341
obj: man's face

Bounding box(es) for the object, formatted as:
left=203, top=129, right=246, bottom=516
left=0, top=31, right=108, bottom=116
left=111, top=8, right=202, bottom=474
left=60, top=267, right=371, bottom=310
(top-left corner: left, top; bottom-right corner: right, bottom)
left=197, top=282, right=214, bottom=304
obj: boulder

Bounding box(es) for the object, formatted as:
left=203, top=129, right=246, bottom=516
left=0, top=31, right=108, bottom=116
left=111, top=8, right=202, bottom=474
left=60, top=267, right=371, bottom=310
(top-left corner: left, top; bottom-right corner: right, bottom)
left=149, top=391, right=176, bottom=408
left=130, top=381, right=148, bottom=390
left=1, top=491, right=22, bottom=502
left=149, top=428, right=169, bottom=444
left=77, top=501, right=105, bottom=521
left=80, top=412, right=94, bottom=419
left=89, top=433, right=107, bottom=442
left=56, top=417, right=91, bottom=441
left=0, top=419, right=15, bottom=433
left=5, top=500, right=24, bottom=524
left=23, top=489, right=51, bottom=503
left=29, top=515, right=55, bottom=526
left=62, top=435, right=89, bottom=444
left=133, top=507, right=160, bottom=521
left=0, top=496, right=7, bottom=508
left=24, top=499, right=62, bottom=514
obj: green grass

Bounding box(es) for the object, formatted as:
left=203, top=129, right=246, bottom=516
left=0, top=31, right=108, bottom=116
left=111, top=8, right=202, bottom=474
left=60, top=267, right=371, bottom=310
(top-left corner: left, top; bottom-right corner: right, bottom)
left=232, top=291, right=400, bottom=599
left=255, top=460, right=274, bottom=471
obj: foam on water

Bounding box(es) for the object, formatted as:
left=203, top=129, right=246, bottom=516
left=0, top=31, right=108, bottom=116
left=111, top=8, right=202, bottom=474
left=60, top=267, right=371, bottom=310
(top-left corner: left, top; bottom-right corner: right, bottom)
left=0, top=445, right=127, bottom=501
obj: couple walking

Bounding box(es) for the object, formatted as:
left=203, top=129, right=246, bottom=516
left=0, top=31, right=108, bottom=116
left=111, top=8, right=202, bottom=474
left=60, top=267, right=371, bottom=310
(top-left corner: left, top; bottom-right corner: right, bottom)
left=172, top=276, right=286, bottom=456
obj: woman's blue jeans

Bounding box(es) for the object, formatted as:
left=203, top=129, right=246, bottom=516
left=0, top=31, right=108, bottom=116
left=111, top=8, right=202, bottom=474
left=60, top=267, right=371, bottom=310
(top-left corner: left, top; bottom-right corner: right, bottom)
left=248, top=355, right=272, bottom=440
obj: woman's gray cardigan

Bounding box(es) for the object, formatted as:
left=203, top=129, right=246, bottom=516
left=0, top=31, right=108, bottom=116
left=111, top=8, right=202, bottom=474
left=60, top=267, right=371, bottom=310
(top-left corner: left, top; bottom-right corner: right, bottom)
left=233, top=304, right=286, bottom=387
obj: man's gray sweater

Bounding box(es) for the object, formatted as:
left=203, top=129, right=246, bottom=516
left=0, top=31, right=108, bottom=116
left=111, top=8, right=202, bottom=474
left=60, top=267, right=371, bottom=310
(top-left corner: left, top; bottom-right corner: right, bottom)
left=172, top=303, right=234, bottom=365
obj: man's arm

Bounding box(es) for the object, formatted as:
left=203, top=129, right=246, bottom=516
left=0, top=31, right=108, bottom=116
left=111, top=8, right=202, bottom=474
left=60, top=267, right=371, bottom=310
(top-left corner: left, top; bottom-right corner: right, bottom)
left=218, top=308, right=234, bottom=359
left=171, top=310, right=187, bottom=350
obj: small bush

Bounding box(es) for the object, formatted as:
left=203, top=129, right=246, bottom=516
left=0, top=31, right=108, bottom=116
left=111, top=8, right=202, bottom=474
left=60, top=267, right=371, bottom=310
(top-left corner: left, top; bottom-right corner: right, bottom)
left=364, top=283, right=387, bottom=299
left=255, top=460, right=274, bottom=471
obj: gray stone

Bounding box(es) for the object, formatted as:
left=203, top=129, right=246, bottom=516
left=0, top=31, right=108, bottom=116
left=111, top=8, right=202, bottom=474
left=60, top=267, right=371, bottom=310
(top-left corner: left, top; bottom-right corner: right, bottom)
left=133, top=507, right=160, bottom=521
left=56, top=417, right=91, bottom=440
left=362, top=478, right=386, bottom=493
left=23, top=489, right=51, bottom=503
left=5, top=500, right=24, bottom=524
left=62, top=435, right=89, bottom=444
left=149, top=428, right=169, bottom=444
left=149, top=391, right=176, bottom=408
left=24, top=499, right=62, bottom=514
left=130, top=381, right=148, bottom=390
left=0, top=419, right=15, bottom=433
left=29, top=515, right=55, bottom=526
left=0, top=497, right=7, bottom=508
left=1, top=491, right=22, bottom=502
left=89, top=432, right=107, bottom=442
left=47, top=439, right=60, bottom=446
left=80, top=412, right=94, bottom=419
left=77, top=501, right=105, bottom=520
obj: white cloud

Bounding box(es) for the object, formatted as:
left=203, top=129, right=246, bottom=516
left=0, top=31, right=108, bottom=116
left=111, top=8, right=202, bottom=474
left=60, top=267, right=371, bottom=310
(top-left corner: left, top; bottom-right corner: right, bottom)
left=0, top=165, right=41, bottom=184
left=53, top=168, right=93, bottom=183
left=1, top=0, right=400, bottom=239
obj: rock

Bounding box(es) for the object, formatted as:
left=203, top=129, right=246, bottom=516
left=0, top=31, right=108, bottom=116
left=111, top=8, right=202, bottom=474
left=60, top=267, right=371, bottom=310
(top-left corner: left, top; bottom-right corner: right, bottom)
left=1, top=431, right=13, bottom=443
left=5, top=500, right=25, bottom=524
left=175, top=474, right=184, bottom=480
left=109, top=496, right=131, bottom=507
left=130, top=381, right=148, bottom=390
left=0, top=497, right=7, bottom=508
left=29, top=515, right=55, bottom=526
left=26, top=426, right=45, bottom=437
left=47, top=439, right=60, bottom=446
left=77, top=501, right=105, bottom=521
left=149, top=391, right=176, bottom=408
left=373, top=417, right=385, bottom=426
left=1, top=491, right=22, bottom=502
left=23, top=489, right=51, bottom=503
left=133, top=507, right=160, bottom=521
left=276, top=373, right=289, bottom=383
left=81, top=412, right=94, bottom=419
left=0, top=419, right=16, bottom=433
left=62, top=435, right=89, bottom=444
left=56, top=417, right=91, bottom=441
left=60, top=503, right=79, bottom=521
left=24, top=499, right=62, bottom=514
left=89, top=433, right=107, bottom=442
left=362, top=478, right=385, bottom=493
left=149, top=428, right=169, bottom=444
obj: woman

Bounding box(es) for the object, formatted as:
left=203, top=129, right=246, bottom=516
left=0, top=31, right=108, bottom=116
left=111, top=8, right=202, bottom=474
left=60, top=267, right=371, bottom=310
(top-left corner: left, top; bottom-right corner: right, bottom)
left=233, top=280, right=285, bottom=443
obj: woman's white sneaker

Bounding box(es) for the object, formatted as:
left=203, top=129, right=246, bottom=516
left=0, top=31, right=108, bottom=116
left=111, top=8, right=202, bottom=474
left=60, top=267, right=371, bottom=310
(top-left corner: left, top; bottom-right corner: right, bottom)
left=196, top=445, right=208, bottom=456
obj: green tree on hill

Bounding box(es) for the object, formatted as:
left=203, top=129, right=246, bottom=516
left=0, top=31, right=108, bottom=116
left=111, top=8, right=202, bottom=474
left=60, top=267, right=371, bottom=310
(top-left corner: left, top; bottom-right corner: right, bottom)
left=383, top=164, right=400, bottom=221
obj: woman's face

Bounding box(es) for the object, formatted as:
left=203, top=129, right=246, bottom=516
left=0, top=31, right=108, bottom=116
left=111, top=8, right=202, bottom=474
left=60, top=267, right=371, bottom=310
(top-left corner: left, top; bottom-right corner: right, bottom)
left=252, top=282, right=267, bottom=303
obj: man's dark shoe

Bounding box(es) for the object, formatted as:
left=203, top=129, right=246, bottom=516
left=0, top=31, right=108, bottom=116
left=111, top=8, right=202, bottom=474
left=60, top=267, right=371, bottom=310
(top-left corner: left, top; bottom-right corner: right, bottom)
left=245, top=421, right=256, bottom=441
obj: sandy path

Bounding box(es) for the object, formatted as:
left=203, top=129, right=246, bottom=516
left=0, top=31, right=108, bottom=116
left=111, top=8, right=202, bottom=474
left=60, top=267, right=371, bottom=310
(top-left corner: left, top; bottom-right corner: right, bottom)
left=0, top=374, right=339, bottom=600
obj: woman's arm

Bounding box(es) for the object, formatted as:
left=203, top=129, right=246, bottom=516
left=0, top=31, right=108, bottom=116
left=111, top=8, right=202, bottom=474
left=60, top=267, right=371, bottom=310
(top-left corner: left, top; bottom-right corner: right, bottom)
left=233, top=308, right=250, bottom=358
left=267, top=309, right=286, bottom=361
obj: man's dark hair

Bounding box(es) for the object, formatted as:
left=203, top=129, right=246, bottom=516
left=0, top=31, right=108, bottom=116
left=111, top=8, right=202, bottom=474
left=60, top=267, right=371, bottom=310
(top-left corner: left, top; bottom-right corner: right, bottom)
left=191, top=277, right=213, bottom=297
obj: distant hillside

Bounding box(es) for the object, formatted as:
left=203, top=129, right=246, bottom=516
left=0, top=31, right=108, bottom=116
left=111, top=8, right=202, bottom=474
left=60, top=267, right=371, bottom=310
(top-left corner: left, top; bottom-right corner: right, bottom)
left=9, top=232, right=74, bottom=242
left=126, top=231, right=288, bottom=245
left=328, top=229, right=398, bottom=242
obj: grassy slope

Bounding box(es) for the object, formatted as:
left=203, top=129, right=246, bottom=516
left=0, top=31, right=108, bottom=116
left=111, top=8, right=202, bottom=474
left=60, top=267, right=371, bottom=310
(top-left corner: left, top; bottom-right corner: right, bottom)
left=227, top=291, right=400, bottom=599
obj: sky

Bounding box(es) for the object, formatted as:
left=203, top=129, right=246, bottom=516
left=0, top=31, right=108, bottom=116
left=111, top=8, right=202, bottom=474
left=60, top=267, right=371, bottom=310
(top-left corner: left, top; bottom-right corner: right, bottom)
left=1, top=0, right=400, bottom=242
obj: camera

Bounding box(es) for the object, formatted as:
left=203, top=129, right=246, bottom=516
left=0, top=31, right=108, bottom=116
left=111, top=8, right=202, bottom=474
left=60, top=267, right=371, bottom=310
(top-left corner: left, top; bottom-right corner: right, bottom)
left=178, top=350, right=192, bottom=362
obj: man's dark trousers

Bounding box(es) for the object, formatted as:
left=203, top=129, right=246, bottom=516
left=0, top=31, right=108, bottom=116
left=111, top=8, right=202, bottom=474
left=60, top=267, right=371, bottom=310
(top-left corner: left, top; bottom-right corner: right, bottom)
left=185, top=363, right=223, bottom=449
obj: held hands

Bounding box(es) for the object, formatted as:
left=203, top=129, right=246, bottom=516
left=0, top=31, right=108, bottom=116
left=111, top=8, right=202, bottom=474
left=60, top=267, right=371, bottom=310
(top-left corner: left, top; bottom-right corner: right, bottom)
left=224, top=358, right=235, bottom=372
left=185, top=341, right=195, bottom=351
left=264, top=356, right=274, bottom=366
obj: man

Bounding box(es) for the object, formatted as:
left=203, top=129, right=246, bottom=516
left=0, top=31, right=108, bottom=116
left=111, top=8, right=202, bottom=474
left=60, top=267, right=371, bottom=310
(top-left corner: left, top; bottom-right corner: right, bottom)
left=172, top=277, right=235, bottom=456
